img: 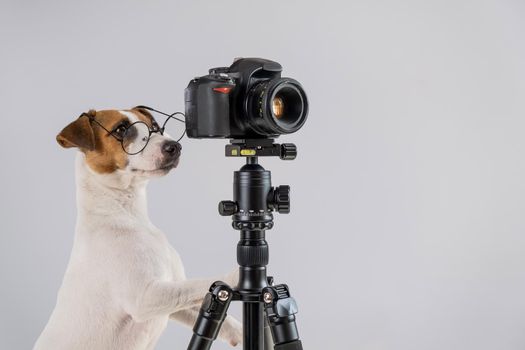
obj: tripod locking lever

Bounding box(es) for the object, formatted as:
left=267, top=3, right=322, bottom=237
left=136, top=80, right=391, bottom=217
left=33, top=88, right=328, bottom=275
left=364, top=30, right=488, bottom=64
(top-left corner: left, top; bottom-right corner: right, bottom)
left=187, top=282, right=233, bottom=350
left=263, top=284, right=303, bottom=350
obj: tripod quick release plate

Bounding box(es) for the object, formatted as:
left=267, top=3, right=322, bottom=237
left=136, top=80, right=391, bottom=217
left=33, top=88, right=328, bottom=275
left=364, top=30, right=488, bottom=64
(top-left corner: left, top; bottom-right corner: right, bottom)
left=225, top=139, right=297, bottom=160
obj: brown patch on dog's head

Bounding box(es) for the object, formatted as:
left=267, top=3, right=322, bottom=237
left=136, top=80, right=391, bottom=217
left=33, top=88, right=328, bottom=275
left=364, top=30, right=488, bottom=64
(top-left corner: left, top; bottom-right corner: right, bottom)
left=57, top=109, right=136, bottom=174
left=132, top=106, right=160, bottom=130
left=84, top=110, right=132, bottom=173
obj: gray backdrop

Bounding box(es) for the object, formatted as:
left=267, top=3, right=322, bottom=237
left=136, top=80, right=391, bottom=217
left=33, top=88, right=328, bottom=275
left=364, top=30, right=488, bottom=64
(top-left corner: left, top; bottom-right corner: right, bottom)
left=1, top=1, right=525, bottom=349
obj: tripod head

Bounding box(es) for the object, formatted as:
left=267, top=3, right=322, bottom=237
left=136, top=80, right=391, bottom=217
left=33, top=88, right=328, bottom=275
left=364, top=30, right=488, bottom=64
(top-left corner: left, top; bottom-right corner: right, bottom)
left=219, top=139, right=294, bottom=226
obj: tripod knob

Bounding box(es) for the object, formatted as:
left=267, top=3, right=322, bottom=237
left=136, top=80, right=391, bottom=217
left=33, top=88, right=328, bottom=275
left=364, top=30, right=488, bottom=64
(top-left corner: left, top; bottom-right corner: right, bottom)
left=270, top=185, right=290, bottom=214
left=218, top=200, right=238, bottom=216
left=280, top=143, right=297, bottom=160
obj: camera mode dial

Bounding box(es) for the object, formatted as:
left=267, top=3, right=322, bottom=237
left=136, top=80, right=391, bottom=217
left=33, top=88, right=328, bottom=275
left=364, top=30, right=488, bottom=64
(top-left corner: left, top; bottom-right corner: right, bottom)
left=209, top=67, right=230, bottom=75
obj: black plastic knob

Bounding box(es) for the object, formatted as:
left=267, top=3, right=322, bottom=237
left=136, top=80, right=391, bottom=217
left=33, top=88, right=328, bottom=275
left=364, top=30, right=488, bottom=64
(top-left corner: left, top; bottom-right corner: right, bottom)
left=218, top=200, right=238, bottom=216
left=280, top=144, right=297, bottom=160
left=208, top=66, right=229, bottom=75
left=271, top=185, right=290, bottom=214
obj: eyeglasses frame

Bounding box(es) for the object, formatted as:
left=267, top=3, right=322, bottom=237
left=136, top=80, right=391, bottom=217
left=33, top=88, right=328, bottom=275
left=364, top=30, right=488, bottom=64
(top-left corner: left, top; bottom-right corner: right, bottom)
left=80, top=107, right=185, bottom=155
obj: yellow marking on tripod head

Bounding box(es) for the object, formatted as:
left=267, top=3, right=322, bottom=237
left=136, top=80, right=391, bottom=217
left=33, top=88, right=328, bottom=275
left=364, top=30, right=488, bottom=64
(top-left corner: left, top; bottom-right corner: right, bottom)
left=231, top=149, right=238, bottom=156
left=240, top=149, right=256, bottom=156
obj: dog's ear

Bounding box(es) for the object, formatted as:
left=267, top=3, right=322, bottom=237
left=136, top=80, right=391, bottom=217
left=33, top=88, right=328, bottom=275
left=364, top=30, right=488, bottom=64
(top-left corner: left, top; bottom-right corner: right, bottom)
left=132, top=106, right=154, bottom=120
left=56, top=112, right=96, bottom=151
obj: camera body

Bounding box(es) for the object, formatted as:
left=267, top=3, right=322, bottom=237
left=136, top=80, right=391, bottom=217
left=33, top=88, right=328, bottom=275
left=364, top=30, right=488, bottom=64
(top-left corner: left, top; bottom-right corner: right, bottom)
left=185, top=58, right=308, bottom=139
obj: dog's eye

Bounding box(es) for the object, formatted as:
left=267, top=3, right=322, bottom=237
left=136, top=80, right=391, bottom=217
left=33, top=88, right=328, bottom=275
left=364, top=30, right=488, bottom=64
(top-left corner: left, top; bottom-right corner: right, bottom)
left=152, top=121, right=160, bottom=132
left=113, top=124, right=128, bottom=138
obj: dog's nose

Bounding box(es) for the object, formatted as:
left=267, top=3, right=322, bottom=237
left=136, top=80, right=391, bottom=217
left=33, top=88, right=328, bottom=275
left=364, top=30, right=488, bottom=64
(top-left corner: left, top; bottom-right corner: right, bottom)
left=162, top=141, right=181, bottom=157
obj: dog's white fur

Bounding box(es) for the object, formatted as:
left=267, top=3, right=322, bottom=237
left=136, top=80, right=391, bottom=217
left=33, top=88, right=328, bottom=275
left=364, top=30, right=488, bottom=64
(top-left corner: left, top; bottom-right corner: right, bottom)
left=34, top=111, right=242, bottom=349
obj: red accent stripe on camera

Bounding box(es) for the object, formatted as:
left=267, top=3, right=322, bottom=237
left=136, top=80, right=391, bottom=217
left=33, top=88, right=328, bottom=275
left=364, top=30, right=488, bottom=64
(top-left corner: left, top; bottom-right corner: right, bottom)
left=213, top=87, right=232, bottom=94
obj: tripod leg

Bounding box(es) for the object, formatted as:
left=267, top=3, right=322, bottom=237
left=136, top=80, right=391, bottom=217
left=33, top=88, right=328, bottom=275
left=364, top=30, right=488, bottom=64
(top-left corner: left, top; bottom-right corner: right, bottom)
left=263, top=284, right=303, bottom=350
left=264, top=316, right=275, bottom=350
left=187, top=281, right=233, bottom=350
left=243, top=302, right=264, bottom=350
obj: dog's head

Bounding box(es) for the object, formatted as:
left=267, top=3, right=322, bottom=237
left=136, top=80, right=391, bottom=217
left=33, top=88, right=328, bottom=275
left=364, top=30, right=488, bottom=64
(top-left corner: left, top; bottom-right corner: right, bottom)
left=56, top=107, right=181, bottom=179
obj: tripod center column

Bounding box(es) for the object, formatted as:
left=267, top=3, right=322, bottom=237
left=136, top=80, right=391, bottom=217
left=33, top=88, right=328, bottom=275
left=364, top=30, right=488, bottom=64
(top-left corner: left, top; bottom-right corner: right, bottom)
left=231, top=159, right=274, bottom=350
left=233, top=160, right=273, bottom=291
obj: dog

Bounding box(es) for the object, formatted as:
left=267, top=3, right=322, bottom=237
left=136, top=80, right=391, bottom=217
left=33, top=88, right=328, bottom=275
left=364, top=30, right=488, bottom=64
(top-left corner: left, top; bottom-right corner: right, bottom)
left=34, top=107, right=242, bottom=350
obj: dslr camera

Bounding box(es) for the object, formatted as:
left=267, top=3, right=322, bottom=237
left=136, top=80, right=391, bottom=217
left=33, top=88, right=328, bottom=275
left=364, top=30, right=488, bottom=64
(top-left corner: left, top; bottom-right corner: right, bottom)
left=185, top=58, right=308, bottom=139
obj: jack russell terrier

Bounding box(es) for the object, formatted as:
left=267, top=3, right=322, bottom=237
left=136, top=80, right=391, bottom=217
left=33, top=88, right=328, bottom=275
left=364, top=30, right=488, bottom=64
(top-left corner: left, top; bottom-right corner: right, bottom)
left=34, top=107, right=242, bottom=349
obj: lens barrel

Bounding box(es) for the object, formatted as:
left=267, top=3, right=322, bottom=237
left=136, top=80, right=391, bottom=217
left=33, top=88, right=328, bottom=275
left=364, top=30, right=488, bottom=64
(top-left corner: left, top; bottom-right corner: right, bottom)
left=246, top=78, right=308, bottom=136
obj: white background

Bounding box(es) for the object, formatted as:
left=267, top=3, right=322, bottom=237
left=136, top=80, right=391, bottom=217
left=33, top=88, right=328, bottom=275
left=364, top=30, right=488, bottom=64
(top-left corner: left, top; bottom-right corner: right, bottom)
left=1, top=1, right=525, bottom=349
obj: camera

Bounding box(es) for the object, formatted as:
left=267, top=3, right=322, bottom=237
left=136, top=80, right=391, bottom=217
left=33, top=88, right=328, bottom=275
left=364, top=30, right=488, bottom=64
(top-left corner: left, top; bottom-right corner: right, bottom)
left=184, top=58, right=308, bottom=139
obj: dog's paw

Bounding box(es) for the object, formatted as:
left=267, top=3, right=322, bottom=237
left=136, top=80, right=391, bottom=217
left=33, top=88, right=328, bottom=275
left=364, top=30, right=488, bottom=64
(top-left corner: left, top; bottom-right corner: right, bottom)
left=228, top=329, right=243, bottom=348
left=219, top=315, right=243, bottom=347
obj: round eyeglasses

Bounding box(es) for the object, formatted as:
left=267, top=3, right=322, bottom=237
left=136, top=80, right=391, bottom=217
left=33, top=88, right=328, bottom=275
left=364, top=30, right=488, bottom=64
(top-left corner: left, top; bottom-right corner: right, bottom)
left=82, top=107, right=185, bottom=155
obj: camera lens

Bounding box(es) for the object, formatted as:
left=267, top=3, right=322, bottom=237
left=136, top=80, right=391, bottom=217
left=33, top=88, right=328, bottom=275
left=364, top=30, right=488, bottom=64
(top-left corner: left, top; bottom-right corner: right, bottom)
left=246, top=78, right=308, bottom=136
left=271, top=83, right=305, bottom=126
left=272, top=97, right=285, bottom=119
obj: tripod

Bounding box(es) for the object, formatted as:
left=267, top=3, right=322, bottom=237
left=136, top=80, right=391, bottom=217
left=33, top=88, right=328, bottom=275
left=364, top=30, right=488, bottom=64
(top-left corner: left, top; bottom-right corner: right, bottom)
left=186, top=139, right=304, bottom=350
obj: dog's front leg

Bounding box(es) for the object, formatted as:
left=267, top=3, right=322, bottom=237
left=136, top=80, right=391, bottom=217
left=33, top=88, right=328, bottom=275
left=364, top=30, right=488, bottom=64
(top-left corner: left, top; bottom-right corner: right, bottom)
left=128, top=279, right=215, bottom=322
left=170, top=308, right=243, bottom=347
left=127, top=270, right=238, bottom=323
